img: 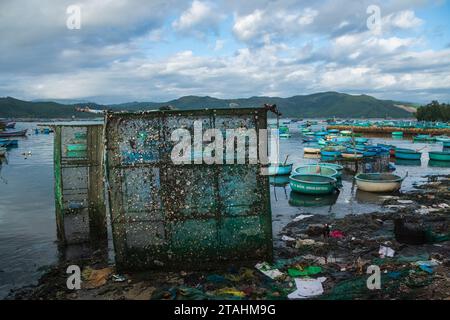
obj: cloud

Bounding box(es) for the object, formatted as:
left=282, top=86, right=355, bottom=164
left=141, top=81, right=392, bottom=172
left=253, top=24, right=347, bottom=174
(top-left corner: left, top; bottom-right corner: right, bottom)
left=0, top=0, right=449, bottom=104
left=172, top=1, right=225, bottom=38
left=383, top=10, right=423, bottom=30
left=232, top=7, right=318, bottom=45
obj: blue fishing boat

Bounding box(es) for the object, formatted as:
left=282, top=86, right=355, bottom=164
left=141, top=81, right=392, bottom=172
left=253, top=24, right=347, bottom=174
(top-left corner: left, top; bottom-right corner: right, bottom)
left=355, top=137, right=369, bottom=144
left=428, top=160, right=450, bottom=168
left=267, top=163, right=293, bottom=176
left=428, top=151, right=450, bottom=161
left=320, top=149, right=342, bottom=158
left=302, top=136, right=318, bottom=143
left=289, top=174, right=338, bottom=195
left=395, top=149, right=422, bottom=160
left=395, top=159, right=421, bottom=166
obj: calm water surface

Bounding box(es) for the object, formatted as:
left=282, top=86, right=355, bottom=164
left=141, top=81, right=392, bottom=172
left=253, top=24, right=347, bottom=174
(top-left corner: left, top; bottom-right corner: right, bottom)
left=1, top=121, right=449, bottom=298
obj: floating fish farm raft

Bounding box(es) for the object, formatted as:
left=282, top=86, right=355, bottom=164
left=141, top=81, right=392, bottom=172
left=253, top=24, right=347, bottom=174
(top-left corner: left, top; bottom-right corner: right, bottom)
left=326, top=125, right=450, bottom=136
left=104, top=108, right=273, bottom=271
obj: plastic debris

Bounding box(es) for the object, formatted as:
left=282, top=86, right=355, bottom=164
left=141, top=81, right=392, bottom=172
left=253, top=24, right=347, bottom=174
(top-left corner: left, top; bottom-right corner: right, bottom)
left=330, top=230, right=345, bottom=239
left=112, top=274, right=127, bottom=282
left=288, top=266, right=322, bottom=277
left=287, top=277, right=326, bottom=299
left=292, top=214, right=313, bottom=222
left=379, top=245, right=395, bottom=258
left=281, top=235, right=296, bottom=242
left=214, top=288, right=246, bottom=298
left=82, top=267, right=112, bottom=289
left=255, top=262, right=284, bottom=280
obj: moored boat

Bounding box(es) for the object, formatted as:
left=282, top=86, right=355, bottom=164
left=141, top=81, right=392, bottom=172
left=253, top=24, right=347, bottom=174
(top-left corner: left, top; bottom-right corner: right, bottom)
left=354, top=173, right=406, bottom=193
left=428, top=151, right=450, bottom=161
left=267, top=163, right=293, bottom=176
left=289, top=174, right=338, bottom=195
left=294, top=165, right=339, bottom=178
left=303, top=143, right=321, bottom=154
left=318, top=162, right=343, bottom=177
left=395, top=148, right=422, bottom=160
left=0, top=129, right=27, bottom=138
left=392, top=131, right=403, bottom=137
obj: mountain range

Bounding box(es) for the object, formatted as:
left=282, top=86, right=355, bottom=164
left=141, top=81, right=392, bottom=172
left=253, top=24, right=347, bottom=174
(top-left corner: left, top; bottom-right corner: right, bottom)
left=0, top=92, right=415, bottom=119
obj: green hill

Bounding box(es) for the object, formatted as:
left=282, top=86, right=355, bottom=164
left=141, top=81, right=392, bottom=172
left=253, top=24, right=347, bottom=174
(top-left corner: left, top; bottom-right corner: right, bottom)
left=0, top=92, right=414, bottom=119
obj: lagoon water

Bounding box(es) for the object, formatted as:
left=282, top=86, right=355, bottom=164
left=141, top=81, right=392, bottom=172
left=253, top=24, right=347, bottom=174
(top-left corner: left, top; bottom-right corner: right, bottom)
left=1, top=121, right=449, bottom=298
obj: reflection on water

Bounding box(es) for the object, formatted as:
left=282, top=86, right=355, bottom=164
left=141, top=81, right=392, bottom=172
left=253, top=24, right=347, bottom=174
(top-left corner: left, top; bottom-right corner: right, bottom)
left=395, top=159, right=422, bottom=166
left=355, top=189, right=390, bottom=205
left=428, top=160, right=450, bottom=168
left=269, top=175, right=290, bottom=186
left=289, top=191, right=338, bottom=208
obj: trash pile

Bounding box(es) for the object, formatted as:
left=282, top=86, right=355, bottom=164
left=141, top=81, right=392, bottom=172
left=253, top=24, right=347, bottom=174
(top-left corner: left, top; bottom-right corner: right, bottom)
left=9, top=175, right=450, bottom=300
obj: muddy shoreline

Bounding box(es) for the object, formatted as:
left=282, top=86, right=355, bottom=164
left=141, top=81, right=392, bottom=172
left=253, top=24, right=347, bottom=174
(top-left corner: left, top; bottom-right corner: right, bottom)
left=8, top=175, right=450, bottom=300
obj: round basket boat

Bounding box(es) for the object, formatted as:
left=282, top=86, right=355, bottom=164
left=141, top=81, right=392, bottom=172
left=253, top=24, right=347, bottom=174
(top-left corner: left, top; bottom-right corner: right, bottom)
left=428, top=151, right=450, bottom=162
left=354, top=173, right=405, bottom=193
left=395, top=149, right=422, bottom=160
left=318, top=162, right=343, bottom=177
left=289, top=174, right=338, bottom=195
left=267, top=163, right=293, bottom=176
left=294, top=165, right=339, bottom=178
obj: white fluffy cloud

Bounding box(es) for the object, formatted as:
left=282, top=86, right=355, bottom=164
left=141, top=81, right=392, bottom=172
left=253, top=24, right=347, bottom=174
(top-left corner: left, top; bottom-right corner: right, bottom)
left=0, top=0, right=449, bottom=103
left=232, top=7, right=318, bottom=45
left=172, top=1, right=225, bottom=37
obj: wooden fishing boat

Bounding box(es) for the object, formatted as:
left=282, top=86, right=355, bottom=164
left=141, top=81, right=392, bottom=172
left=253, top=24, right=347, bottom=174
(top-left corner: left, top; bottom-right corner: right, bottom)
left=392, top=131, right=403, bottom=137
left=303, top=144, right=321, bottom=154
left=0, top=129, right=27, bottom=138
left=289, top=174, right=338, bottom=195
left=294, top=165, right=339, bottom=178
left=354, top=173, right=406, bottom=193
left=0, top=139, right=12, bottom=147
left=267, top=163, right=293, bottom=176
left=340, top=130, right=352, bottom=136
left=342, top=152, right=363, bottom=159
left=0, top=139, right=18, bottom=147
left=5, top=122, right=16, bottom=129
left=428, top=151, right=450, bottom=161
left=279, top=133, right=292, bottom=138
left=395, top=149, right=422, bottom=160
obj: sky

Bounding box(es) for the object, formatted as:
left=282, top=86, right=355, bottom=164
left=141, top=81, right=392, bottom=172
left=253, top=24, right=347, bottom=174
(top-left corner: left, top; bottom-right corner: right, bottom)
left=0, top=0, right=449, bottom=104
